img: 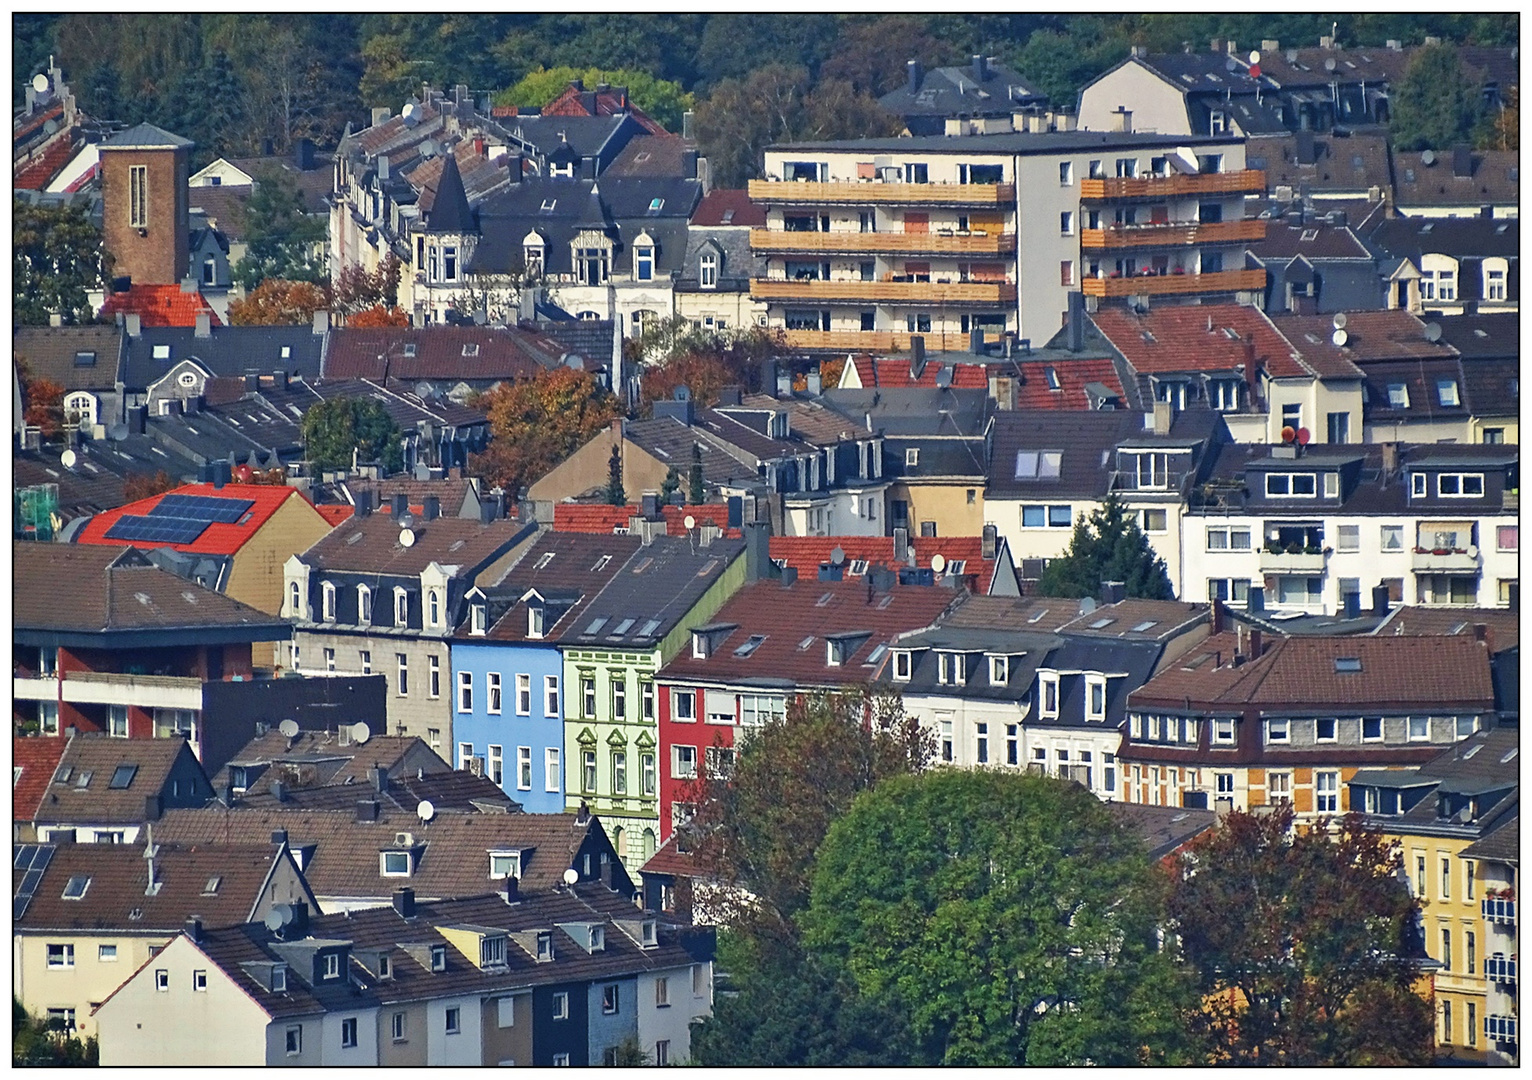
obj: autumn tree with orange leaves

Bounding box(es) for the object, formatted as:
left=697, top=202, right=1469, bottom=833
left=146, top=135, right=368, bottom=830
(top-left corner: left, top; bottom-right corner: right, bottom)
left=469, top=366, right=624, bottom=496
left=16, top=355, right=66, bottom=440
left=124, top=470, right=180, bottom=502
left=347, top=304, right=411, bottom=328
left=228, top=279, right=331, bottom=325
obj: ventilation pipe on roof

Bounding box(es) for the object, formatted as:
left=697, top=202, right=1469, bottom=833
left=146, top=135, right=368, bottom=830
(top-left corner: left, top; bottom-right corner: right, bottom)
left=1066, top=291, right=1086, bottom=352
left=907, top=60, right=924, bottom=94
left=909, top=336, right=926, bottom=382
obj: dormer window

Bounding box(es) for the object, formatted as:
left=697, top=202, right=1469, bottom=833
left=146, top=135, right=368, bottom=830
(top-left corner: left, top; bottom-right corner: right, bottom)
left=381, top=851, right=413, bottom=877
left=536, top=932, right=553, bottom=961
left=357, top=585, right=372, bottom=625
left=480, top=935, right=507, bottom=968
left=1266, top=473, right=1316, bottom=497
left=588, top=926, right=605, bottom=952
left=990, top=655, right=1009, bottom=684
left=528, top=606, right=545, bottom=639
left=1438, top=473, right=1484, bottom=497
left=575, top=243, right=610, bottom=285
left=1039, top=673, right=1059, bottom=718
left=1085, top=675, right=1107, bottom=722
left=323, top=953, right=341, bottom=980
left=489, top=851, right=521, bottom=879
left=827, top=639, right=849, bottom=667
left=634, top=234, right=655, bottom=281
left=321, top=582, right=336, bottom=622
left=700, top=252, right=718, bottom=289
left=430, top=945, right=446, bottom=972
left=272, top=965, right=287, bottom=992
left=428, top=589, right=442, bottom=627
left=471, top=602, right=487, bottom=635
left=1211, top=380, right=1241, bottom=411
left=892, top=650, right=912, bottom=680
left=1387, top=382, right=1410, bottom=408
left=443, top=245, right=458, bottom=282
left=692, top=632, right=712, bottom=660
left=1436, top=379, right=1460, bottom=407
left=289, top=581, right=303, bottom=619
left=394, top=588, right=409, bottom=626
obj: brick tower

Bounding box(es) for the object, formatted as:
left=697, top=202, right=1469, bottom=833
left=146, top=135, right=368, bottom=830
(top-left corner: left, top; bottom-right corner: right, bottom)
left=98, top=123, right=193, bottom=286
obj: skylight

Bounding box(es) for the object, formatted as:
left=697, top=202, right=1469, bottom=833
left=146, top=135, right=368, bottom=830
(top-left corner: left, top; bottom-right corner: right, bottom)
left=1015, top=450, right=1062, bottom=479
left=1334, top=658, right=1362, bottom=673
left=1463, top=745, right=1482, bottom=759
left=585, top=617, right=609, bottom=635
left=733, top=634, right=767, bottom=657
left=1027, top=609, right=1049, bottom=623
left=638, top=619, right=661, bottom=637
left=109, top=765, right=138, bottom=789
left=592, top=555, right=611, bottom=571
left=816, top=592, right=833, bottom=607
left=1131, top=620, right=1159, bottom=632
left=863, top=643, right=888, bottom=666
left=798, top=636, right=814, bottom=650
left=1089, top=617, right=1115, bottom=629
left=610, top=618, right=635, bottom=636
left=1501, top=747, right=1518, bottom=763
left=534, top=552, right=555, bottom=569
left=62, top=875, right=90, bottom=900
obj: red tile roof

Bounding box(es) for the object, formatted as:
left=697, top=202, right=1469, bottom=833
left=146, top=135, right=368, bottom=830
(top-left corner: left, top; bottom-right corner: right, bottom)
left=552, top=502, right=736, bottom=537
left=690, top=189, right=766, bottom=228
left=1013, top=357, right=1127, bottom=409
left=314, top=504, right=354, bottom=527
left=540, top=82, right=668, bottom=135
left=1271, top=310, right=1459, bottom=365
left=1093, top=303, right=1338, bottom=380
left=75, top=483, right=322, bottom=557
left=638, top=832, right=700, bottom=878
left=99, top=286, right=223, bottom=329
left=770, top=535, right=998, bottom=592
left=14, top=135, right=76, bottom=190
left=13, top=737, right=69, bottom=822
left=849, top=355, right=995, bottom=390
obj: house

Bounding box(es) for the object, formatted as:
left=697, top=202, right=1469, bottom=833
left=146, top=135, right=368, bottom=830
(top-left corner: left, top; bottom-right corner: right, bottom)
left=1348, top=726, right=1519, bottom=1065
left=674, top=189, right=768, bottom=334
left=1390, top=145, right=1520, bottom=220
left=768, top=531, right=1019, bottom=596
left=656, top=574, right=960, bottom=836
left=1368, top=215, right=1518, bottom=317
left=119, top=320, right=328, bottom=419
left=1181, top=440, right=1518, bottom=614
left=1247, top=210, right=1388, bottom=315
left=1119, top=631, right=1496, bottom=816
left=309, top=377, right=494, bottom=473
left=12, top=837, right=316, bottom=1039
left=1435, top=313, right=1520, bottom=445
left=21, top=732, right=214, bottom=844
left=75, top=481, right=341, bottom=618
left=320, top=325, right=561, bottom=403
left=880, top=56, right=1048, bottom=137
left=14, top=325, right=127, bottom=436
left=283, top=498, right=536, bottom=753
left=551, top=500, right=739, bottom=539
left=450, top=530, right=644, bottom=810
left=188, top=139, right=332, bottom=272
left=99, top=284, right=225, bottom=331
left=11, top=544, right=382, bottom=774
left=750, top=129, right=1261, bottom=348
left=153, top=806, right=634, bottom=912
left=93, top=882, right=711, bottom=1066
left=1246, top=131, right=1393, bottom=203
left=536, top=80, right=670, bottom=136
left=1078, top=49, right=1290, bottom=138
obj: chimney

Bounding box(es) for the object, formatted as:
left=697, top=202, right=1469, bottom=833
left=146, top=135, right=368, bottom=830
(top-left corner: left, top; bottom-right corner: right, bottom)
left=970, top=327, right=984, bottom=355
left=1452, top=144, right=1473, bottom=179
left=982, top=524, right=997, bottom=560
left=599, top=856, right=614, bottom=890
left=682, top=110, right=695, bottom=140
left=907, top=59, right=924, bottom=94
left=295, top=137, right=315, bottom=171
left=377, top=154, right=390, bottom=180
left=1248, top=586, right=1266, bottom=614
left=1247, top=628, right=1262, bottom=659
left=503, top=873, right=520, bottom=904
left=128, top=404, right=146, bottom=434
left=1380, top=442, right=1399, bottom=478
left=1342, top=590, right=1361, bottom=619
left=195, top=313, right=211, bottom=339
left=1294, top=131, right=1316, bottom=165
left=355, top=489, right=373, bottom=517
left=1100, top=580, right=1125, bottom=606
left=356, top=798, right=380, bottom=822
left=1066, top=291, right=1085, bottom=352
left=271, top=369, right=289, bottom=390
left=221, top=780, right=235, bottom=807
left=775, top=369, right=792, bottom=398
left=143, top=794, right=163, bottom=821
left=699, top=521, right=721, bottom=548
left=1113, top=106, right=1133, bottom=133
left=422, top=495, right=440, bottom=521
left=894, top=526, right=909, bottom=566
left=270, top=829, right=288, bottom=846
left=185, top=917, right=202, bottom=944
left=392, top=887, right=416, bottom=918
left=1371, top=583, right=1391, bottom=617
left=125, top=313, right=141, bottom=338
left=1472, top=623, right=1494, bottom=653
left=745, top=521, right=772, bottom=582
left=393, top=493, right=409, bottom=516
left=371, top=107, right=391, bottom=127
left=271, top=779, right=287, bottom=803
left=1210, top=37, right=1224, bottom=54
left=780, top=565, right=799, bottom=588
left=641, top=492, right=660, bottom=519
left=576, top=801, right=591, bottom=826
left=972, top=54, right=986, bottom=83
left=1211, top=597, right=1226, bottom=634
left=909, top=336, right=926, bottom=381
left=806, top=370, right=822, bottom=396
left=1242, top=335, right=1259, bottom=405
left=181, top=275, right=199, bottom=295
left=312, top=310, right=329, bottom=336
left=1153, top=401, right=1173, bottom=434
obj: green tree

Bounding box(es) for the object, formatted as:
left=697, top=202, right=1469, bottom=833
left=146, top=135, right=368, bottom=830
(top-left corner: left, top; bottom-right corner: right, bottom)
left=233, top=169, right=327, bottom=289
left=1037, top=495, right=1173, bottom=600
left=659, top=463, right=681, bottom=503
left=13, top=200, right=111, bottom=326
left=493, top=65, right=695, bottom=133
left=605, top=445, right=625, bottom=506
left=1166, top=804, right=1433, bottom=1066
left=13, top=998, right=98, bottom=1066
left=1389, top=41, right=1484, bottom=151
left=688, top=442, right=705, bottom=505
left=468, top=366, right=625, bottom=496
left=803, top=770, right=1197, bottom=1066
left=300, top=397, right=404, bottom=473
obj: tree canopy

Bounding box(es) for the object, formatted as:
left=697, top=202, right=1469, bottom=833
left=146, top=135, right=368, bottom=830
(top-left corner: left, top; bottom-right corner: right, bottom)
left=1037, top=495, right=1174, bottom=600
left=300, top=397, right=404, bottom=473
left=14, top=200, right=111, bottom=326
left=1390, top=41, right=1485, bottom=151
left=232, top=169, right=327, bottom=290
left=493, top=65, right=695, bottom=133
left=227, top=279, right=329, bottom=326
left=468, top=366, right=624, bottom=496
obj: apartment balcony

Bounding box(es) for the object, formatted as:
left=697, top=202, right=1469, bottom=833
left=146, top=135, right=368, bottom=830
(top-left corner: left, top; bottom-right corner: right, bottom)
left=1483, top=896, right=1517, bottom=926
left=1079, top=218, right=1266, bottom=250
left=1258, top=549, right=1328, bottom=575
left=748, top=179, right=1015, bottom=206
left=1411, top=548, right=1481, bottom=574
left=1079, top=169, right=1266, bottom=201
left=751, top=278, right=1016, bottom=306
left=1484, top=955, right=1517, bottom=986
left=1080, top=268, right=1266, bottom=298
left=750, top=228, right=1015, bottom=257
left=779, top=329, right=983, bottom=353
left=60, top=670, right=204, bottom=711
left=12, top=675, right=56, bottom=702
left=1485, top=1015, right=1517, bottom=1044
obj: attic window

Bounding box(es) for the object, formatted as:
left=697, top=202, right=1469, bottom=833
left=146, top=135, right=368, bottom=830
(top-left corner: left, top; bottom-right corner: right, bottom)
left=816, top=591, right=833, bottom=607
left=1015, top=451, right=1062, bottom=479
left=1131, top=620, right=1159, bottom=632
left=1386, top=383, right=1409, bottom=408
left=1501, top=747, right=1518, bottom=763
left=585, top=617, right=609, bottom=635
left=1334, top=657, right=1362, bottom=673
left=462, top=343, right=481, bottom=357
left=733, top=634, right=766, bottom=657
left=1300, top=229, right=1319, bottom=241
left=592, top=555, right=611, bottom=571
left=649, top=198, right=664, bottom=211
left=1089, top=617, right=1115, bottom=629
left=430, top=945, right=447, bottom=971
left=74, top=351, right=96, bottom=367
left=588, top=926, right=605, bottom=951
left=381, top=851, right=413, bottom=876
left=864, top=643, right=887, bottom=667
left=798, top=635, right=814, bottom=651
left=540, top=198, right=557, bottom=212
left=62, top=875, right=91, bottom=900
left=534, top=552, right=555, bottom=570
left=1045, top=368, right=1061, bottom=391
left=281, top=346, right=291, bottom=359
left=638, top=619, right=661, bottom=637
left=203, top=876, right=222, bottom=895
left=109, top=765, right=138, bottom=789
left=153, top=345, right=171, bottom=360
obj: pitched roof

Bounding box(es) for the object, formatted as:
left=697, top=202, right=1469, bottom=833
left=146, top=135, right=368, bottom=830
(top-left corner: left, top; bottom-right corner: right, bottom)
left=344, top=476, right=481, bottom=518
left=604, top=134, right=694, bottom=178
left=985, top=409, right=1145, bottom=500
left=688, top=188, right=765, bottom=228
left=75, top=482, right=328, bottom=559
left=1391, top=147, right=1520, bottom=209
left=660, top=577, right=959, bottom=688
left=1091, top=303, right=1330, bottom=379
left=1375, top=607, right=1517, bottom=655
left=847, top=355, right=994, bottom=391
left=187, top=183, right=252, bottom=241
left=322, top=326, right=561, bottom=381
left=769, top=535, right=999, bottom=593
left=1246, top=132, right=1392, bottom=196
left=879, top=59, right=1044, bottom=129
left=100, top=123, right=193, bottom=149
left=1248, top=217, right=1374, bottom=260
left=13, top=544, right=288, bottom=638
left=1434, top=313, right=1519, bottom=360
left=623, top=417, right=755, bottom=487
left=300, top=510, right=529, bottom=577
left=122, top=325, right=325, bottom=390
left=14, top=135, right=78, bottom=190
left=1109, top=802, right=1218, bottom=861
left=468, top=530, right=643, bottom=644
left=424, top=151, right=474, bottom=232
left=540, top=81, right=668, bottom=135
left=13, top=737, right=70, bottom=821
left=1459, top=812, right=1518, bottom=864
left=14, top=325, right=123, bottom=391
left=637, top=832, right=699, bottom=879
left=100, top=286, right=223, bottom=330
left=1368, top=215, right=1520, bottom=261
left=35, top=734, right=209, bottom=826
left=14, top=841, right=298, bottom=932
left=1270, top=309, right=1458, bottom=363
left=551, top=502, right=735, bottom=537
left=212, top=731, right=439, bottom=794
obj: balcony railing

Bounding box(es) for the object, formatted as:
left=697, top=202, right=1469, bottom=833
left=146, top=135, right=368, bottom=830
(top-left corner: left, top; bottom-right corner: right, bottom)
left=1080, top=218, right=1266, bottom=250
left=1484, top=955, right=1517, bottom=985
left=1483, top=897, right=1517, bottom=925
left=777, top=329, right=981, bottom=353
left=1485, top=1015, right=1517, bottom=1043
left=751, top=278, right=1016, bottom=305
left=61, top=670, right=204, bottom=710
left=1079, top=169, right=1266, bottom=200
left=748, top=179, right=1015, bottom=206
left=1080, top=268, right=1266, bottom=298
left=750, top=228, right=1015, bottom=256
left=1410, top=549, right=1481, bottom=574
left=1258, top=549, right=1328, bottom=575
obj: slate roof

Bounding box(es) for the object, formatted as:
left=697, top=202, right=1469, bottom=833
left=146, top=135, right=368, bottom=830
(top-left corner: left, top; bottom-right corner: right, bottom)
left=769, top=535, right=1000, bottom=593
left=604, top=134, right=693, bottom=178
left=1249, top=44, right=1415, bottom=89
left=122, top=325, right=325, bottom=391
left=1368, top=215, right=1521, bottom=262
left=880, top=60, right=1044, bottom=133
left=100, top=123, right=193, bottom=149
left=14, top=841, right=300, bottom=932
left=402, top=142, right=511, bottom=219
left=299, top=511, right=529, bottom=577
left=1271, top=309, right=1457, bottom=364
left=820, top=387, right=992, bottom=437
left=1248, top=218, right=1374, bottom=260
left=504, top=113, right=637, bottom=162
left=309, top=378, right=490, bottom=433
left=729, top=393, right=866, bottom=447
left=1434, top=313, right=1518, bottom=360
left=674, top=222, right=762, bottom=292
left=1459, top=812, right=1518, bottom=864
left=421, top=151, right=472, bottom=231
left=35, top=734, right=210, bottom=826
left=75, top=482, right=328, bottom=559
left=100, top=287, right=222, bottom=330
left=15, top=326, right=124, bottom=391
left=1391, top=147, right=1520, bottom=209
left=322, top=326, right=561, bottom=382
left=1108, top=802, right=1218, bottom=861
left=13, top=544, right=288, bottom=638
left=660, top=577, right=960, bottom=688
left=473, top=530, right=644, bottom=644
left=1040, top=637, right=1164, bottom=730
left=1246, top=132, right=1391, bottom=195
left=1457, top=356, right=1519, bottom=419
left=624, top=417, right=755, bottom=487
left=13, top=737, right=70, bottom=822
left=187, top=183, right=252, bottom=241
left=985, top=409, right=1149, bottom=500
left=211, top=731, right=438, bottom=792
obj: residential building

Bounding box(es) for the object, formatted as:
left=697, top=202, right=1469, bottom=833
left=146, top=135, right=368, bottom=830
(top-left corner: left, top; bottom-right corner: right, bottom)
left=1349, top=727, right=1519, bottom=1065
left=1369, top=215, right=1519, bottom=317
left=12, top=837, right=316, bottom=1039
left=1436, top=313, right=1520, bottom=445
left=1247, top=208, right=1389, bottom=315
left=1247, top=132, right=1393, bottom=204
left=1181, top=441, right=1518, bottom=614
left=75, top=481, right=341, bottom=618
left=768, top=531, right=1020, bottom=596
left=283, top=499, right=535, bottom=751
left=1078, top=49, right=1291, bottom=138
left=1120, top=631, right=1496, bottom=815
left=558, top=531, right=749, bottom=870
left=451, top=530, right=644, bottom=809
left=750, top=130, right=1259, bottom=349
left=1458, top=815, right=1519, bottom=1066
left=881, top=56, right=1049, bottom=137
left=657, top=574, right=960, bottom=836
left=118, top=320, right=327, bottom=418
left=1390, top=145, right=1520, bottom=220
left=93, top=883, right=711, bottom=1066
left=674, top=189, right=768, bottom=333
left=14, top=325, right=127, bottom=437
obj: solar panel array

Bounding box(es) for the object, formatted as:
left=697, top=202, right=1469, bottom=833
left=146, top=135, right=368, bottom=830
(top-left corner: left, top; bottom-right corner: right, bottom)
left=152, top=494, right=254, bottom=523
left=14, top=844, right=55, bottom=920
left=104, top=515, right=211, bottom=545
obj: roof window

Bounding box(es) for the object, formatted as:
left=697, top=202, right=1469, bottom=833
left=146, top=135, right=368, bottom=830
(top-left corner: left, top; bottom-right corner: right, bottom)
left=1334, top=657, right=1362, bottom=673
left=62, top=875, right=91, bottom=900
left=109, top=765, right=138, bottom=789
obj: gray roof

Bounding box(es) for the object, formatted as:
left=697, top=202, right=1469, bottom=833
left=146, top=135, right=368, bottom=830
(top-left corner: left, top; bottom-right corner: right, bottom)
left=674, top=226, right=763, bottom=293
left=986, top=409, right=1145, bottom=500
left=1459, top=812, right=1518, bottom=864
left=425, top=152, right=474, bottom=233
left=100, top=122, right=193, bottom=149
left=767, top=131, right=1236, bottom=155
left=625, top=417, right=756, bottom=487
left=1368, top=215, right=1521, bottom=262
left=820, top=387, right=991, bottom=437
left=1434, top=313, right=1519, bottom=361
left=15, top=326, right=124, bottom=392
left=879, top=60, right=1045, bottom=133
left=122, top=326, right=326, bottom=392
left=563, top=534, right=745, bottom=651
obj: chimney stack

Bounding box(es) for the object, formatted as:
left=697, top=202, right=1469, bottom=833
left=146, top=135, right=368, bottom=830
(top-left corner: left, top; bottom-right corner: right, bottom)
left=393, top=492, right=409, bottom=516
left=195, top=313, right=211, bottom=339
left=356, top=798, right=380, bottom=822
left=185, top=917, right=202, bottom=944
left=422, top=495, right=440, bottom=521
left=125, top=313, right=141, bottom=338
left=907, top=60, right=924, bottom=94
left=392, top=887, right=416, bottom=918
left=504, top=873, right=520, bottom=904
left=1371, top=583, right=1391, bottom=616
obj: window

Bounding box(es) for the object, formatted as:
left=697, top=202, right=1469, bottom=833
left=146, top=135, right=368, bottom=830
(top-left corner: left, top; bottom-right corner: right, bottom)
left=1212, top=718, right=1236, bottom=745
left=1267, top=718, right=1289, bottom=744
left=107, top=704, right=129, bottom=738
left=905, top=447, right=919, bottom=468
left=582, top=677, right=597, bottom=718
left=641, top=752, right=656, bottom=796
left=545, top=748, right=560, bottom=792
left=1060, top=211, right=1074, bottom=235
left=553, top=991, right=569, bottom=1020
left=129, top=165, right=148, bottom=227
left=1141, top=508, right=1167, bottom=533
left=321, top=582, right=336, bottom=621
left=1266, top=473, right=1316, bottom=497
left=1215, top=773, right=1235, bottom=796
left=359, top=650, right=372, bottom=676
left=272, top=966, right=287, bottom=991
left=699, top=252, right=718, bottom=289
left=1334, top=524, right=1359, bottom=552
left=1441, top=856, right=1452, bottom=901
left=655, top=1040, right=671, bottom=1067
left=1408, top=715, right=1430, bottom=742
left=444, top=1006, right=461, bottom=1035
left=430, top=945, right=447, bottom=971
left=1357, top=716, right=1382, bottom=742
left=602, top=983, right=620, bottom=1014
left=673, top=745, right=698, bottom=780
left=487, top=744, right=503, bottom=785
left=612, top=678, right=627, bottom=719
left=429, top=656, right=440, bottom=698
left=1380, top=525, right=1404, bottom=551
left=1211, top=380, right=1241, bottom=411
left=1085, top=676, right=1107, bottom=721
left=1441, top=999, right=1453, bottom=1045
left=1268, top=772, right=1291, bottom=801
left=99, top=943, right=118, bottom=962
left=1205, top=526, right=1252, bottom=551
left=1486, top=266, right=1507, bottom=300
left=320, top=953, right=341, bottom=980
left=394, top=588, right=409, bottom=626
left=396, top=654, right=409, bottom=696
left=893, top=651, right=913, bottom=680
left=457, top=670, right=473, bottom=713
left=427, top=590, right=442, bottom=627
left=1438, top=473, right=1484, bottom=497
left=976, top=723, right=989, bottom=764
left=673, top=689, right=695, bottom=721
left=1441, top=928, right=1452, bottom=972
left=1315, top=717, right=1337, bottom=742
left=990, top=655, right=1009, bottom=684
left=1040, top=673, right=1059, bottom=718
left=382, top=850, right=413, bottom=876
left=1435, top=379, right=1460, bottom=408
left=640, top=680, right=655, bottom=720
left=285, top=1026, right=302, bottom=1055
left=1059, top=161, right=1073, bottom=185
left=612, top=750, right=627, bottom=793
left=635, top=244, right=654, bottom=281
left=47, top=944, right=75, bottom=969
left=656, top=976, right=670, bottom=1007
left=1315, top=771, right=1338, bottom=812
left=340, top=1016, right=358, bottom=1048
left=1466, top=930, right=1476, bottom=974
left=1060, top=260, right=1074, bottom=286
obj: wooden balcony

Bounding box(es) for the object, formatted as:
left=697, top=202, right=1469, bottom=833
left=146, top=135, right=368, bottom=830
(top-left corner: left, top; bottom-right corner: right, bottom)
left=1080, top=268, right=1266, bottom=298
left=1080, top=218, right=1266, bottom=250
left=751, top=278, right=1016, bottom=305
left=1079, top=169, right=1266, bottom=201
left=750, top=228, right=1015, bottom=256
left=748, top=179, right=1015, bottom=206
left=777, top=329, right=980, bottom=353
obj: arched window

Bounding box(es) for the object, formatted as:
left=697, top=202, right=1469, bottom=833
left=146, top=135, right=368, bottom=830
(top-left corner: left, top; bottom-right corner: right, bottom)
left=642, top=828, right=656, bottom=860
left=321, top=582, right=336, bottom=621
left=357, top=585, right=372, bottom=625
left=611, top=826, right=624, bottom=861
left=63, top=392, right=97, bottom=427
left=394, top=588, right=409, bottom=626
left=289, top=581, right=302, bottom=618
left=428, top=589, right=442, bottom=627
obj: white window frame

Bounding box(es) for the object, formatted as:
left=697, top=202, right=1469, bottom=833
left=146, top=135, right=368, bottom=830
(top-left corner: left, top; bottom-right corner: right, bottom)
left=129, top=165, right=149, bottom=228
left=1315, top=771, right=1339, bottom=813
left=673, top=744, right=698, bottom=780
left=990, top=655, right=1009, bottom=684
left=892, top=650, right=912, bottom=681
left=1212, top=718, right=1236, bottom=745
left=545, top=675, right=559, bottom=716
left=357, top=585, right=372, bottom=625
left=486, top=672, right=502, bottom=715
left=699, top=252, right=718, bottom=289
left=47, top=943, right=75, bottom=969
left=457, top=670, right=473, bottom=713
left=544, top=747, right=560, bottom=792
left=1438, top=473, right=1485, bottom=498
left=321, top=582, right=336, bottom=621
left=394, top=588, right=409, bottom=626
left=1084, top=675, right=1107, bottom=722
left=1039, top=673, right=1059, bottom=719
left=429, top=655, right=440, bottom=698
left=1267, top=717, right=1289, bottom=744
left=514, top=673, right=530, bottom=715
left=396, top=653, right=409, bottom=696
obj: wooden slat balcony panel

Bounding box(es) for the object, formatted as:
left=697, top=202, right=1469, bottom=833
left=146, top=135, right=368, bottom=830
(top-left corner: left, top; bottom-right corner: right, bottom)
left=1079, top=219, right=1267, bottom=250
left=778, top=329, right=979, bottom=353
left=1079, top=268, right=1267, bottom=298
left=1078, top=169, right=1266, bottom=201
left=748, top=180, right=1015, bottom=205
left=750, top=228, right=1015, bottom=256
left=751, top=279, right=1017, bottom=304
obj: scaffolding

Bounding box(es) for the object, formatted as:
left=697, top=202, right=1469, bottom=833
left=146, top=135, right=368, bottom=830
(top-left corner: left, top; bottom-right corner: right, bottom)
left=14, top=483, right=58, bottom=541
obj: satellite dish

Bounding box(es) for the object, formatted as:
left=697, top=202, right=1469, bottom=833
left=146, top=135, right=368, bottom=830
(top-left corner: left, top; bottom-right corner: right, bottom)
left=401, top=102, right=418, bottom=123
left=279, top=719, right=300, bottom=739
left=399, top=528, right=416, bottom=548
left=562, top=868, right=580, bottom=885
left=1424, top=322, right=1442, bottom=343
left=1332, top=311, right=1348, bottom=330
left=108, top=423, right=129, bottom=442
left=419, top=139, right=437, bottom=158
left=1466, top=544, right=1479, bottom=559
left=32, top=73, right=49, bottom=94
left=1280, top=426, right=1297, bottom=443
left=683, top=514, right=696, bottom=530
left=1249, top=51, right=1261, bottom=65
left=1324, top=58, right=1337, bottom=72
left=1296, top=426, right=1312, bottom=445
left=1332, top=328, right=1349, bottom=347
left=930, top=553, right=947, bottom=574
left=352, top=722, right=371, bottom=745
left=1421, top=149, right=1436, bottom=167
left=416, top=799, right=435, bottom=823
left=60, top=449, right=77, bottom=470
left=830, top=546, right=846, bottom=566
left=264, top=908, right=287, bottom=932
